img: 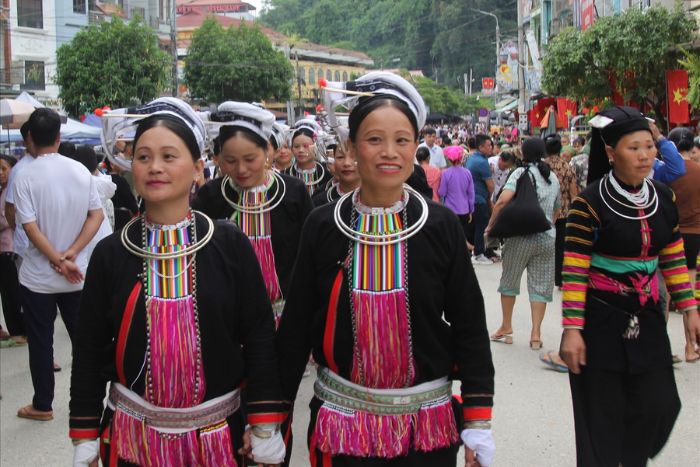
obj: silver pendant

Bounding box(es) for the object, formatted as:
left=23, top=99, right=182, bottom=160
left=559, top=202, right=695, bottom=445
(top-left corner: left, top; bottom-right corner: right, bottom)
left=623, top=314, right=640, bottom=340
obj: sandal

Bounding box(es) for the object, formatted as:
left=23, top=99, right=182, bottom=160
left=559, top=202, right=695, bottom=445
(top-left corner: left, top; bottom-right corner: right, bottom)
left=490, top=332, right=513, bottom=344
left=686, top=351, right=700, bottom=363
left=53, top=362, right=61, bottom=372
left=529, top=340, right=543, bottom=351
left=539, top=351, right=568, bottom=373
left=17, top=405, right=53, bottom=421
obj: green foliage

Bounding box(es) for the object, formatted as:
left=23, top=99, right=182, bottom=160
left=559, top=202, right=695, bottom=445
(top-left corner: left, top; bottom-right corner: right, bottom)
left=679, top=50, right=700, bottom=110
left=184, top=18, right=294, bottom=103
left=542, top=6, right=696, bottom=128
left=261, top=0, right=516, bottom=91
left=412, top=76, right=493, bottom=115
left=55, top=17, right=170, bottom=117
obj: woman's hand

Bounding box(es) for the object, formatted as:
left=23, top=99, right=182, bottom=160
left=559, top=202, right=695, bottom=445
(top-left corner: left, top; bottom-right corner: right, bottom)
left=465, top=447, right=482, bottom=467
left=559, top=328, right=586, bottom=374
left=238, top=427, right=282, bottom=467
left=684, top=310, right=700, bottom=348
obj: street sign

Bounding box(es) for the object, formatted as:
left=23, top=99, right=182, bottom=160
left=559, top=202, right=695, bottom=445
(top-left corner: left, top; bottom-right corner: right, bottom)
left=519, top=114, right=528, bottom=130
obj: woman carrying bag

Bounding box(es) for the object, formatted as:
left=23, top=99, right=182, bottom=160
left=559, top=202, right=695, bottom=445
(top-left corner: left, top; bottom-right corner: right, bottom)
left=486, top=137, right=561, bottom=349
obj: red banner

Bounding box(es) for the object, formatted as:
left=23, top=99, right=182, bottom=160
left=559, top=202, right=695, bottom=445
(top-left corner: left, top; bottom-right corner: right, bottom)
left=581, top=0, right=595, bottom=31
left=556, top=98, right=577, bottom=127
left=482, top=77, right=495, bottom=89
left=667, top=70, right=689, bottom=125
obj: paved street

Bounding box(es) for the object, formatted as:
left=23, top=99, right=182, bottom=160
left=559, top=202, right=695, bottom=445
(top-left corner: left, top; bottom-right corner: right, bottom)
left=1, top=262, right=698, bottom=466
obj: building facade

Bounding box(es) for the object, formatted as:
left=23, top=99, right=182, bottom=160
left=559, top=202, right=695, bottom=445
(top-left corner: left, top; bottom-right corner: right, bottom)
left=2, top=0, right=172, bottom=103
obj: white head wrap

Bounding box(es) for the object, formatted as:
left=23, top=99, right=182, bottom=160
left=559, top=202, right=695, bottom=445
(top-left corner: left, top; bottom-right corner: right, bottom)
left=100, top=97, right=207, bottom=171
left=207, top=101, right=275, bottom=146
left=270, top=122, right=290, bottom=150
left=322, top=71, right=426, bottom=137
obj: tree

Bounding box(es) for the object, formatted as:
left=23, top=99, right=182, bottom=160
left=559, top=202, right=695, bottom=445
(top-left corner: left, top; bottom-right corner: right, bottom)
left=56, top=17, right=170, bottom=117
left=679, top=50, right=700, bottom=111
left=412, top=76, right=493, bottom=115
left=184, top=19, right=293, bottom=103
left=542, top=6, right=696, bottom=129
left=260, top=0, right=517, bottom=88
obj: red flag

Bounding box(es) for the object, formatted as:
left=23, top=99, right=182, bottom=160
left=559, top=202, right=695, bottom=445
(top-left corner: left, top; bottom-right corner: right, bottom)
left=556, top=98, right=577, bottom=128
left=667, top=70, right=689, bottom=125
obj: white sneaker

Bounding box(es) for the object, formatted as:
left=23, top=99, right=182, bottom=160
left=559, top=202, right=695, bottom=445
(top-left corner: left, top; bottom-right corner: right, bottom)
left=472, top=254, right=493, bottom=265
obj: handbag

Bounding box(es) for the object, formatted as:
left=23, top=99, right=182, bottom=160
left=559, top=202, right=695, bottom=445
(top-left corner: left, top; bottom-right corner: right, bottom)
left=489, top=167, right=551, bottom=238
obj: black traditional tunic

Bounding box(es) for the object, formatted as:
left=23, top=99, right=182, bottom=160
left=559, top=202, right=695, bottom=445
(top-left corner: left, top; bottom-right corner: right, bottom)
left=69, top=214, right=285, bottom=465
left=283, top=162, right=333, bottom=197
left=562, top=175, right=694, bottom=466
left=191, top=174, right=312, bottom=297
left=276, top=196, right=494, bottom=465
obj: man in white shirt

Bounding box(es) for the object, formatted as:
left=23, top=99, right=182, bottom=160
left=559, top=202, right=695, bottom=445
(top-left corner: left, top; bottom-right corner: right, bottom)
left=418, top=127, right=447, bottom=169
left=12, top=109, right=104, bottom=421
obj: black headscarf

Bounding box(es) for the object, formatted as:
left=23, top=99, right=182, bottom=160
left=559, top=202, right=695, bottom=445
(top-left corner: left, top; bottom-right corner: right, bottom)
left=587, top=106, right=651, bottom=186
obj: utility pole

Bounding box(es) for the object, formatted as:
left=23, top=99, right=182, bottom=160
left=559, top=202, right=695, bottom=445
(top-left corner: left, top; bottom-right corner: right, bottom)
left=464, top=72, right=468, bottom=95
left=471, top=9, right=500, bottom=121
left=170, top=0, right=178, bottom=97
left=295, top=50, right=303, bottom=119
left=517, top=0, right=527, bottom=119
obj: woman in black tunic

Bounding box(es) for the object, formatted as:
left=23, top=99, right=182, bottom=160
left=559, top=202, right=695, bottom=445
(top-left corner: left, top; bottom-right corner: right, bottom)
left=277, top=72, right=495, bottom=467
left=69, top=97, right=285, bottom=466
left=192, top=102, right=313, bottom=325
left=559, top=106, right=700, bottom=466
left=283, top=119, right=333, bottom=196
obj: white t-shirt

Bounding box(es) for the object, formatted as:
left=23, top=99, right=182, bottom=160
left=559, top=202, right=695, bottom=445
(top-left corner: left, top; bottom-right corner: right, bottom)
left=13, top=153, right=102, bottom=293
left=4, top=154, right=35, bottom=257
left=418, top=142, right=447, bottom=169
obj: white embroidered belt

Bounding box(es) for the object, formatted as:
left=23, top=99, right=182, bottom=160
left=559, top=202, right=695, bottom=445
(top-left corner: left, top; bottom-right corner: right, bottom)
left=314, top=367, right=452, bottom=415
left=107, top=382, right=241, bottom=433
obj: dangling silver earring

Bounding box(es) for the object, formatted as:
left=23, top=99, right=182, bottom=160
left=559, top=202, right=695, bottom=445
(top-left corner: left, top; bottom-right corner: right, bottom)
left=608, top=159, right=614, bottom=166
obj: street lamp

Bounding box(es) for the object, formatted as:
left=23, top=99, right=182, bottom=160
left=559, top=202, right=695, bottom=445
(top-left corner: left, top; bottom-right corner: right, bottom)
left=471, top=9, right=500, bottom=109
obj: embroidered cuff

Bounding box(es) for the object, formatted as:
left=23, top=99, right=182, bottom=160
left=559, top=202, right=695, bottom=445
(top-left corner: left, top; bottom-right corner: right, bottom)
left=247, top=412, right=287, bottom=426
left=463, top=406, right=492, bottom=422
left=69, top=428, right=100, bottom=440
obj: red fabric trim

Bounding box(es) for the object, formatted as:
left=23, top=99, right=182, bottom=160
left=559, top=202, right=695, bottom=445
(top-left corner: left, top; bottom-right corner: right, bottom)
left=309, top=434, right=318, bottom=467
left=463, top=407, right=493, bottom=421
left=323, top=268, right=344, bottom=374
left=247, top=412, right=286, bottom=425
left=109, top=435, right=118, bottom=467
left=99, top=426, right=109, bottom=462
left=116, top=281, right=142, bottom=385
left=323, top=452, right=332, bottom=467
left=69, top=428, right=100, bottom=439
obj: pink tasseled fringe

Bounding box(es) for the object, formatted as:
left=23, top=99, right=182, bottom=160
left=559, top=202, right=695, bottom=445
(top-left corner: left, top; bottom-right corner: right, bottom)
left=112, top=409, right=238, bottom=466
left=199, top=422, right=238, bottom=466
left=313, top=398, right=459, bottom=458
left=249, top=236, right=283, bottom=305
left=147, top=296, right=205, bottom=408
left=350, top=289, right=414, bottom=388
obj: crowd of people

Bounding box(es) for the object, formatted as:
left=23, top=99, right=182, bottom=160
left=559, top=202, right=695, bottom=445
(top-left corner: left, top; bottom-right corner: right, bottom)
left=0, top=71, right=699, bottom=467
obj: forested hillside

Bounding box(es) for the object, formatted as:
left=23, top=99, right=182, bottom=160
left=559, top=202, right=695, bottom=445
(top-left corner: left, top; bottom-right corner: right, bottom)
left=261, top=0, right=517, bottom=88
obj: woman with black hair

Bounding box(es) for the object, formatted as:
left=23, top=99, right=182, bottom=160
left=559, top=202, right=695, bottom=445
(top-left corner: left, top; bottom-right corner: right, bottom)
left=560, top=106, right=699, bottom=466
left=0, top=154, right=26, bottom=346
left=277, top=72, right=494, bottom=467
left=284, top=119, right=332, bottom=195
left=311, top=140, right=360, bottom=207
left=69, top=98, right=286, bottom=466
left=487, top=138, right=561, bottom=349
left=192, top=102, right=313, bottom=326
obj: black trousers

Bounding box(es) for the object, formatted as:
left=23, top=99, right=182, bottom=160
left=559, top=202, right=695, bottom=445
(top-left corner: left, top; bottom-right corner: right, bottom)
left=569, top=366, right=680, bottom=467
left=20, top=285, right=81, bottom=411
left=554, top=218, right=566, bottom=286
left=0, top=252, right=25, bottom=336
left=468, top=203, right=490, bottom=256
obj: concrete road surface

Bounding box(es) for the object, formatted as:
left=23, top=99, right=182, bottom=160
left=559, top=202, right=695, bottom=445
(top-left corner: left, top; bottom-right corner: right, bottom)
left=2, top=262, right=698, bottom=466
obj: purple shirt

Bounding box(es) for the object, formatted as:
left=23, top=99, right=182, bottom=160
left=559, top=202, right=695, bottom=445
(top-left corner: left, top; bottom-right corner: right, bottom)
left=438, top=166, right=475, bottom=215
